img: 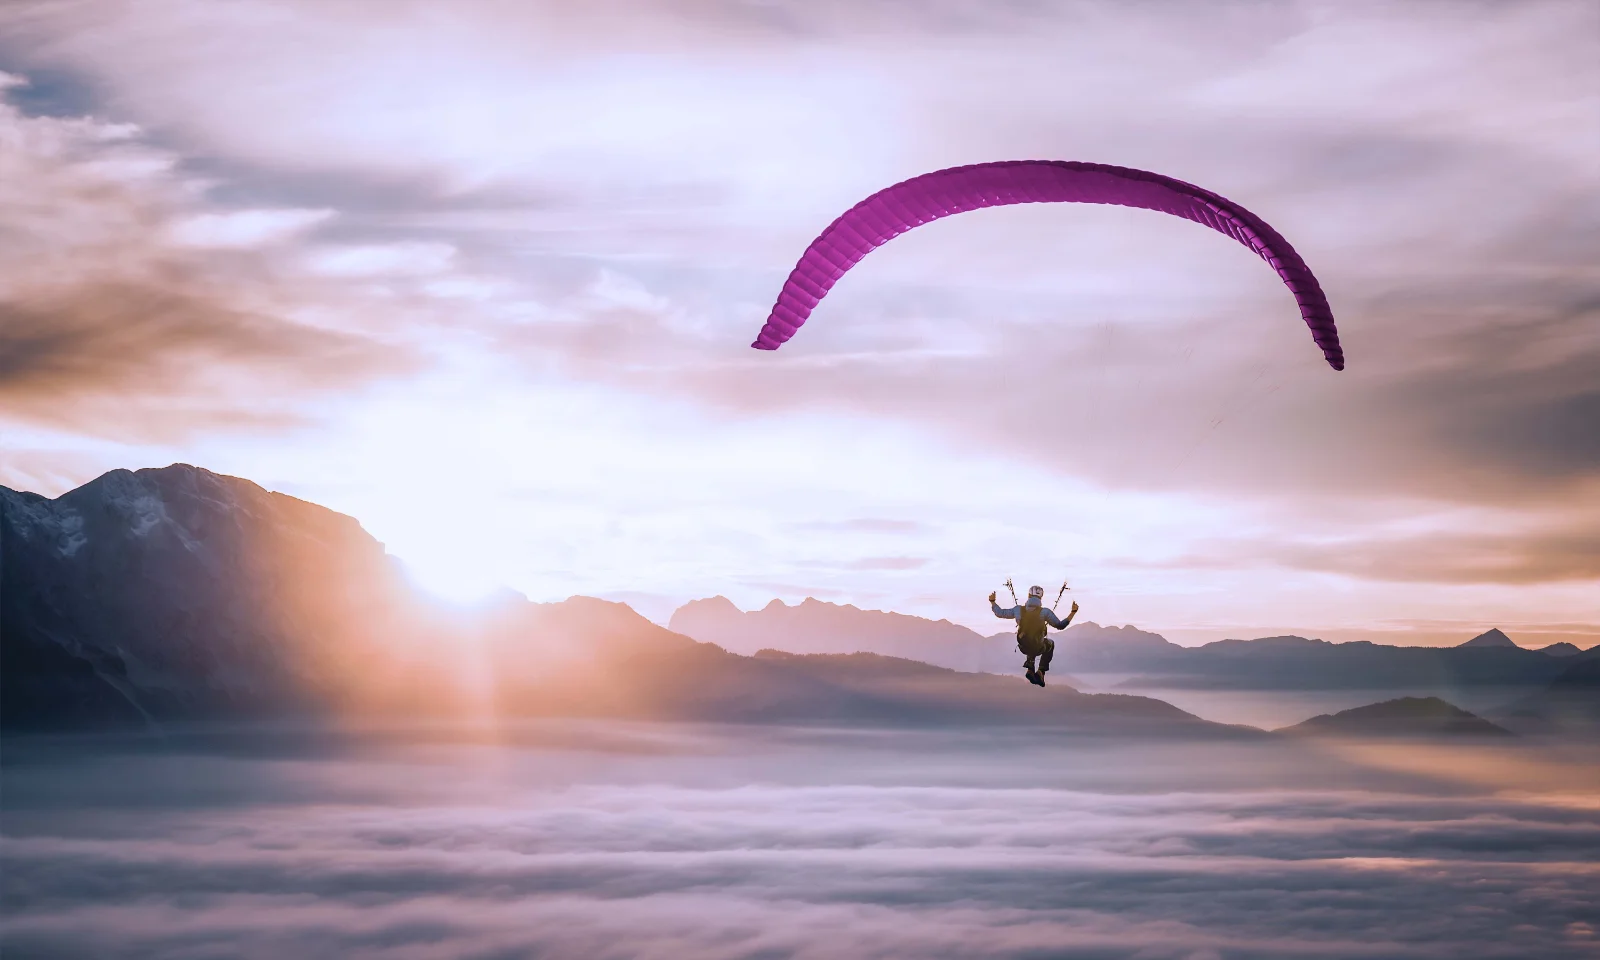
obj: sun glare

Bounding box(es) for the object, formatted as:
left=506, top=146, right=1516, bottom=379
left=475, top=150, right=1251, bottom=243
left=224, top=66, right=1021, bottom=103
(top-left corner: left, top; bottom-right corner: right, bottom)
left=397, top=552, right=511, bottom=607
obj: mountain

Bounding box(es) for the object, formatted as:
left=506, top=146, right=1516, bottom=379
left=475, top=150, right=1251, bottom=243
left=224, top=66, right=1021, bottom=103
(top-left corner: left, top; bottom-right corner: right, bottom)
left=1100, top=633, right=1572, bottom=692
left=1494, top=658, right=1600, bottom=734
left=964, top=623, right=1574, bottom=695
left=1026, top=621, right=1185, bottom=674
left=671, top=591, right=1578, bottom=695
left=1457, top=628, right=1517, bottom=649
left=745, top=651, right=1219, bottom=732
left=1279, top=697, right=1513, bottom=738
left=1, top=464, right=424, bottom=730
left=1536, top=642, right=1583, bottom=657
left=670, top=596, right=1181, bottom=679
left=1019, top=622, right=1568, bottom=691
left=670, top=596, right=1009, bottom=673
left=415, top=601, right=1237, bottom=733
left=1, top=465, right=1230, bottom=738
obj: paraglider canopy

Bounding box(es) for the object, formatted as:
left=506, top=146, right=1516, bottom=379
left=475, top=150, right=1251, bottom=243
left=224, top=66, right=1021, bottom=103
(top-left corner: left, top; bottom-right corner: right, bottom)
left=751, top=160, right=1343, bottom=370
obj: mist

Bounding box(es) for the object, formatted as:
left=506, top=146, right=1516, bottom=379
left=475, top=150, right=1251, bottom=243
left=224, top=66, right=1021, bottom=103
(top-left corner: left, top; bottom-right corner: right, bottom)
left=5, top=723, right=1597, bottom=959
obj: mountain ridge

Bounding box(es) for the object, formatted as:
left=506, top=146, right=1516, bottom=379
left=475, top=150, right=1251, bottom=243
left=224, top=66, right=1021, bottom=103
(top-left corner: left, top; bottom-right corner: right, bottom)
left=1457, top=628, right=1517, bottom=649
left=670, top=596, right=1583, bottom=692
left=1, top=465, right=1236, bottom=738
left=1278, top=696, right=1514, bottom=738
left=6, top=464, right=1590, bottom=737
left=671, top=594, right=1016, bottom=673
left=1494, top=658, right=1600, bottom=734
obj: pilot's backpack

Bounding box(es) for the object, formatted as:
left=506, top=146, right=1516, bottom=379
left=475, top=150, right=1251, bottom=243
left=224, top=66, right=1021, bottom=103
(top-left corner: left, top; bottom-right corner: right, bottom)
left=1015, top=604, right=1048, bottom=655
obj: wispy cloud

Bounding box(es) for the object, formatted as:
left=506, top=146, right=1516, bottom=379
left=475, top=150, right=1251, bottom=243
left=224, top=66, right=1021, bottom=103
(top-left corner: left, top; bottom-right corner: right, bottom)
left=792, top=518, right=930, bottom=535
left=0, top=80, right=418, bottom=438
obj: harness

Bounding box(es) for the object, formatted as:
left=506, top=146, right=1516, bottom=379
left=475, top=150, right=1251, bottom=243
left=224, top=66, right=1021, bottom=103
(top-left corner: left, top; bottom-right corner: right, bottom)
left=1015, top=604, right=1048, bottom=655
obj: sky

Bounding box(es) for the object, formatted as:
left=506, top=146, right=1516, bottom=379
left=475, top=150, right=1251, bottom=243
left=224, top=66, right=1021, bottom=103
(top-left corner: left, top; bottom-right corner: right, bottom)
left=0, top=0, right=1595, bottom=646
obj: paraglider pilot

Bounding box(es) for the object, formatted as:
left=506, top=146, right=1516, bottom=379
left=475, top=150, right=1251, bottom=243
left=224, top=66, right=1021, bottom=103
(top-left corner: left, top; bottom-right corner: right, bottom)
left=990, top=585, right=1078, bottom=687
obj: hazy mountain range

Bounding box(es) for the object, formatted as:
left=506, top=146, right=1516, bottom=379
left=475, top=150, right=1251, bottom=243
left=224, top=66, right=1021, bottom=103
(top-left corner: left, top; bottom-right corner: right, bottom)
left=3, top=465, right=1591, bottom=739
left=0, top=465, right=1227, bottom=737
left=671, top=595, right=1038, bottom=675
left=669, top=594, right=1596, bottom=734
left=1281, top=696, right=1514, bottom=738
left=671, top=596, right=1593, bottom=691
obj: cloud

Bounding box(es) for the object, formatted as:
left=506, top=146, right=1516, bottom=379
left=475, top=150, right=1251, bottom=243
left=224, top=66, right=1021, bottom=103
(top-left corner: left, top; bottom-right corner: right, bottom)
left=2, top=730, right=1598, bottom=959
left=1263, top=526, right=1600, bottom=586
left=463, top=5, right=1600, bottom=522
left=791, top=518, right=930, bottom=536
left=0, top=280, right=399, bottom=435
left=501, top=171, right=1600, bottom=510
left=0, top=85, right=420, bottom=439
left=1128, top=504, right=1600, bottom=587
left=798, top=556, right=931, bottom=572
left=167, top=208, right=332, bottom=249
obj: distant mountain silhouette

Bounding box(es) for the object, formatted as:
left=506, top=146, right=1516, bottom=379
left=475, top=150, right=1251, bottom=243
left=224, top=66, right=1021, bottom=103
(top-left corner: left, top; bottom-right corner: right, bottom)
left=1280, top=697, right=1513, bottom=738
left=672, top=595, right=1579, bottom=696
left=746, top=651, right=1216, bottom=732
left=1025, top=622, right=1572, bottom=692
left=1457, top=628, right=1517, bottom=649
left=1536, top=642, right=1584, bottom=657
left=1, top=466, right=1229, bottom=737
left=672, top=596, right=1184, bottom=680
left=1019, top=621, right=1183, bottom=675
left=1495, top=658, right=1600, bottom=734
left=1101, top=632, right=1572, bottom=692
left=670, top=596, right=1012, bottom=673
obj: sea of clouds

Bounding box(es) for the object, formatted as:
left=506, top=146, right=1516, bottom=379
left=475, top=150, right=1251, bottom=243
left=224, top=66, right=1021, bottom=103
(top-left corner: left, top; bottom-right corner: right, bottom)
left=3, top=724, right=1597, bottom=959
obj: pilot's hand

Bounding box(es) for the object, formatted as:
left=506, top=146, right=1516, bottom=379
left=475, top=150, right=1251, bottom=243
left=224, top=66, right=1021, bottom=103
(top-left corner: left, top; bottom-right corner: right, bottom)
left=1070, top=601, right=1080, bottom=615
left=988, top=591, right=997, bottom=604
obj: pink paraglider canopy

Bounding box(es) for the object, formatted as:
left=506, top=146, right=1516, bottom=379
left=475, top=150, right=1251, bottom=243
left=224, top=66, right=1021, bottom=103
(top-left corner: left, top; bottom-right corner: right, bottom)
left=751, top=160, right=1343, bottom=370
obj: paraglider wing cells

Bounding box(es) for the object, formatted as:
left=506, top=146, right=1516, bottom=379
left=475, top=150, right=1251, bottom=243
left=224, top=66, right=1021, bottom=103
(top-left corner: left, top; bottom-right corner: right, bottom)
left=752, top=161, right=1343, bottom=370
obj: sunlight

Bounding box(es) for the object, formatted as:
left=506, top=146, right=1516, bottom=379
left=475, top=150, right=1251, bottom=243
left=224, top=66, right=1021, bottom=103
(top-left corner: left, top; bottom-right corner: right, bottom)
left=397, top=551, right=512, bottom=606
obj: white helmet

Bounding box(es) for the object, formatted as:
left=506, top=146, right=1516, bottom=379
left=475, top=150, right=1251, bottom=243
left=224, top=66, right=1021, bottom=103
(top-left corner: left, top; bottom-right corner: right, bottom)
left=1028, top=585, right=1044, bottom=599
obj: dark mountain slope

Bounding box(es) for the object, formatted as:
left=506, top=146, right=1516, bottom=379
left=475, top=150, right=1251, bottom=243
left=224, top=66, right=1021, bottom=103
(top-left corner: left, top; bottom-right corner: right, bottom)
left=1495, top=658, right=1600, bottom=733
left=748, top=650, right=1224, bottom=733
left=1279, top=697, right=1513, bottom=738
left=2, top=465, right=420, bottom=729
left=1536, top=642, right=1583, bottom=657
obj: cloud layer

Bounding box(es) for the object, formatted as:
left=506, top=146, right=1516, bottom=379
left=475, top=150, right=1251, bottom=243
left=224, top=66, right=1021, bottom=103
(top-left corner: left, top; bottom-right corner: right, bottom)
left=4, top=727, right=1599, bottom=959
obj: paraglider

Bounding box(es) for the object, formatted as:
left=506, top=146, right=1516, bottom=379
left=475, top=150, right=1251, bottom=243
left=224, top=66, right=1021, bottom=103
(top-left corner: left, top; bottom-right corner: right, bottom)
left=748, top=161, right=1342, bottom=693
left=991, top=579, right=1077, bottom=687
left=750, top=160, right=1344, bottom=370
